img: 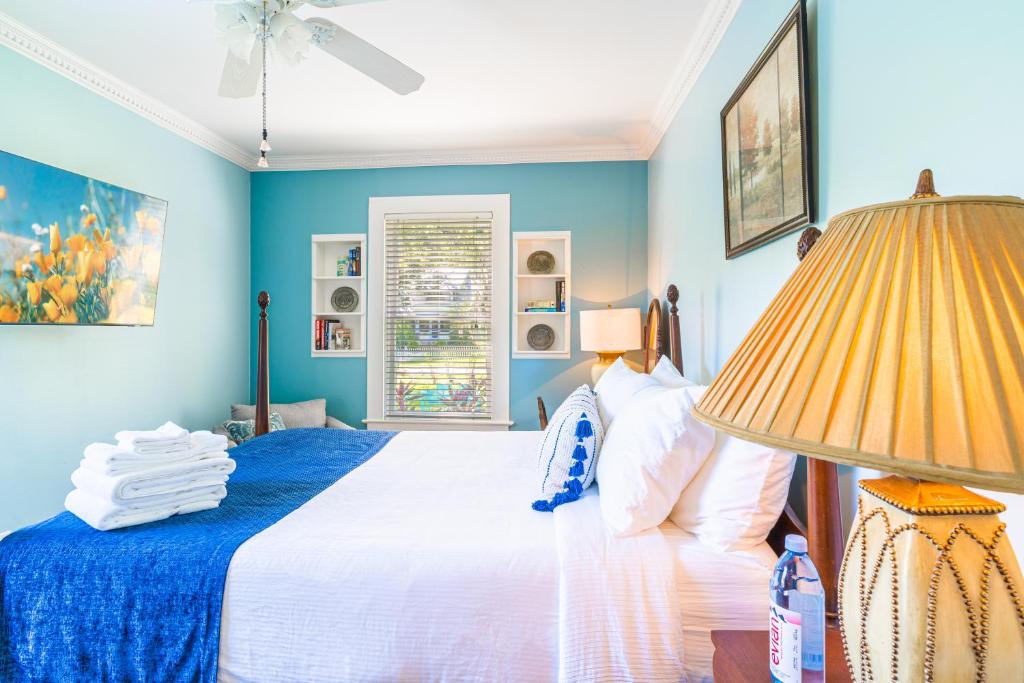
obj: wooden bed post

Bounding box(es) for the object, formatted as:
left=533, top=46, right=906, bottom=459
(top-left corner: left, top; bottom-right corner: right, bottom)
left=666, top=285, right=683, bottom=375
left=255, top=291, right=271, bottom=437
left=796, top=227, right=843, bottom=623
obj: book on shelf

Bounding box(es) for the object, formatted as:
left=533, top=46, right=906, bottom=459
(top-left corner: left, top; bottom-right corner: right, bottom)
left=315, top=319, right=343, bottom=351
left=524, top=307, right=558, bottom=312
left=555, top=280, right=566, bottom=312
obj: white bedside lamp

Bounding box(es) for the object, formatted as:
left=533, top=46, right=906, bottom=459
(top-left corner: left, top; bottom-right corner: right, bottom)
left=580, top=306, right=641, bottom=384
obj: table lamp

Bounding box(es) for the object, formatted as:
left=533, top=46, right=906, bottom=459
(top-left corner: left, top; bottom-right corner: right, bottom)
left=692, top=170, right=1024, bottom=682
left=580, top=306, right=641, bottom=384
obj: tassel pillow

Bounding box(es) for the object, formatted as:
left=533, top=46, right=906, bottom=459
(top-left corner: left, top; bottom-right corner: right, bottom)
left=532, top=385, right=604, bottom=512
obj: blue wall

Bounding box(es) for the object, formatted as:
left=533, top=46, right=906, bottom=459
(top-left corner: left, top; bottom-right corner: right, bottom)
left=647, top=0, right=1024, bottom=538
left=0, top=46, right=251, bottom=530
left=250, top=162, right=647, bottom=430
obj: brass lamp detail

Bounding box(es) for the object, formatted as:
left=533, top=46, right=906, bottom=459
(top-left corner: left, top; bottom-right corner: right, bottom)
left=693, top=170, right=1024, bottom=682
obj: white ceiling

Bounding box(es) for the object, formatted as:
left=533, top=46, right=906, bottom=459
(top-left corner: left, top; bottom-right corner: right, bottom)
left=0, top=0, right=737, bottom=169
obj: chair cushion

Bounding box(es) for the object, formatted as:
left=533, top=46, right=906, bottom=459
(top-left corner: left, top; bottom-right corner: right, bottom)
left=220, top=412, right=286, bottom=444
left=532, top=385, right=604, bottom=512
left=232, top=399, right=328, bottom=429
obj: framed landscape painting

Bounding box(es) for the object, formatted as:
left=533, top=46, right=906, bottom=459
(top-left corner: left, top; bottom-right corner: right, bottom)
left=720, top=1, right=813, bottom=259
left=0, top=150, right=167, bottom=325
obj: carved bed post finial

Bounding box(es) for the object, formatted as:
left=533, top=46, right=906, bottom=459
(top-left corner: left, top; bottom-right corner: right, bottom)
left=797, top=226, right=821, bottom=261
left=666, top=285, right=683, bottom=375
left=911, top=168, right=939, bottom=199
left=255, top=291, right=271, bottom=437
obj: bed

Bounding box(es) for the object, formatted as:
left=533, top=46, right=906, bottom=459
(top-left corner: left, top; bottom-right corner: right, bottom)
left=1, top=283, right=812, bottom=683
left=234, top=284, right=804, bottom=682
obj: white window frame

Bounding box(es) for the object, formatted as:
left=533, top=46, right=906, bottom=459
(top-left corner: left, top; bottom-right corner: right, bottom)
left=365, top=194, right=511, bottom=431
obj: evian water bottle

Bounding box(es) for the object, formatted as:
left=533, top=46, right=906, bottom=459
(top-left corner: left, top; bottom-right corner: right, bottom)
left=769, top=534, right=825, bottom=682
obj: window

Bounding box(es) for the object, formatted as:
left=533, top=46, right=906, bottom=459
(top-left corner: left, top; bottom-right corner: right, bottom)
left=367, top=196, right=510, bottom=430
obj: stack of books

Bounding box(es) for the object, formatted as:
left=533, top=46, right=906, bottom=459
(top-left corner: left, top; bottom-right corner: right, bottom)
left=524, top=299, right=557, bottom=313
left=523, top=280, right=567, bottom=312
left=314, top=319, right=344, bottom=350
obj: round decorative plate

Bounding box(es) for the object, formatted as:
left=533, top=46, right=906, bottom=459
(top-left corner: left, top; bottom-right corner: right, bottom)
left=527, top=323, right=555, bottom=351
left=526, top=250, right=556, bottom=274
left=330, top=286, right=359, bottom=312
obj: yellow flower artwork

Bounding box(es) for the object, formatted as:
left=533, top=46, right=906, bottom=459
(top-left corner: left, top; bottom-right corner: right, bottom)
left=0, top=150, right=167, bottom=325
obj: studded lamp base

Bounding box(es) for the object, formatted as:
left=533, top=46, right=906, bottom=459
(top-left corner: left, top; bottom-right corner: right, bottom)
left=838, top=476, right=1024, bottom=682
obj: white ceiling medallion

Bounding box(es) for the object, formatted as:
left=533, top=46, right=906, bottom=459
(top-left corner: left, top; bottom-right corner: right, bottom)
left=0, top=3, right=741, bottom=171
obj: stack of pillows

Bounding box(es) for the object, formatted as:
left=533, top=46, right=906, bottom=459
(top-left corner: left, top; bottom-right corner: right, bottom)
left=533, top=357, right=797, bottom=552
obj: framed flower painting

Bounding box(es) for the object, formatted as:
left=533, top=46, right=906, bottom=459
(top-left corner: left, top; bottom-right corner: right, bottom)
left=720, top=1, right=813, bottom=259
left=0, top=150, right=168, bottom=325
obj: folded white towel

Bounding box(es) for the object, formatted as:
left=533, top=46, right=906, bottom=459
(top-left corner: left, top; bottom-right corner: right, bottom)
left=65, top=485, right=227, bottom=531
left=115, top=421, right=191, bottom=455
left=72, top=455, right=236, bottom=502
left=84, top=432, right=228, bottom=475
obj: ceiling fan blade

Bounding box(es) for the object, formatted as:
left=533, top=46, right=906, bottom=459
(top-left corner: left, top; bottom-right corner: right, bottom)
left=217, top=43, right=261, bottom=98
left=305, top=17, right=424, bottom=95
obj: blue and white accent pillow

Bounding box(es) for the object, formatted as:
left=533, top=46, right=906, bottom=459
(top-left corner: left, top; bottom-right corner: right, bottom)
left=532, top=385, right=604, bottom=512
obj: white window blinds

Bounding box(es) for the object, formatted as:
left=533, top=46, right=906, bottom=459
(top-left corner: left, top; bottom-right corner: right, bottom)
left=384, top=213, right=494, bottom=419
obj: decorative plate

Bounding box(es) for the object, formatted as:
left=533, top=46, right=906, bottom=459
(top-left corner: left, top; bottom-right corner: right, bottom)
left=526, top=250, right=556, bottom=274
left=527, top=324, right=555, bottom=351
left=331, top=286, right=359, bottom=312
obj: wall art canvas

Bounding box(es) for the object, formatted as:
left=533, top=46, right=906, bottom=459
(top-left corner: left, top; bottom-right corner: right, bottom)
left=720, top=1, right=813, bottom=259
left=0, top=150, right=167, bottom=325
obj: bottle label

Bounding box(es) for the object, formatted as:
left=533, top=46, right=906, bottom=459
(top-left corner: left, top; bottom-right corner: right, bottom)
left=769, top=602, right=802, bottom=683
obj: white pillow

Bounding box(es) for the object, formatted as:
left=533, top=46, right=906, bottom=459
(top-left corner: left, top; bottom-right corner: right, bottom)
left=596, top=385, right=716, bottom=536
left=593, top=357, right=660, bottom=426
left=650, top=355, right=695, bottom=388
left=670, top=387, right=797, bottom=551
left=532, top=385, right=604, bottom=512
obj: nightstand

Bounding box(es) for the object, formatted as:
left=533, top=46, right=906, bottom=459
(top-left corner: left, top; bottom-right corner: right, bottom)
left=711, top=628, right=852, bottom=682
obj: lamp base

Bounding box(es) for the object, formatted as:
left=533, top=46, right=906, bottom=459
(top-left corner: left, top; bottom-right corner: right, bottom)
left=838, top=476, right=1024, bottom=682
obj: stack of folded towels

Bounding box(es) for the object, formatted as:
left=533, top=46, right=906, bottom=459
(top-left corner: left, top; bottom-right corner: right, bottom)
left=65, top=421, right=235, bottom=531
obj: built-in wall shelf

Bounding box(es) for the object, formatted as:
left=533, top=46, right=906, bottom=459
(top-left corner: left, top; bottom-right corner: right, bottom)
left=311, top=233, right=366, bottom=357
left=512, top=231, right=571, bottom=359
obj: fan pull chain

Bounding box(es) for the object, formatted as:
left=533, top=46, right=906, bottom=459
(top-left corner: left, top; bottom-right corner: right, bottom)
left=257, top=0, right=270, bottom=167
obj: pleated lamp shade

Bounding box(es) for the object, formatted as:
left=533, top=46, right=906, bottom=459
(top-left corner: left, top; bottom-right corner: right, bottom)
left=693, top=173, right=1024, bottom=493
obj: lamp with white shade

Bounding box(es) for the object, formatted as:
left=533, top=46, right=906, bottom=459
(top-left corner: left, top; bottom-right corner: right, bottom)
left=580, top=306, right=641, bottom=384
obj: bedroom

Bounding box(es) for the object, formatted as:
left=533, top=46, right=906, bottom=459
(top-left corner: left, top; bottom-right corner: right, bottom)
left=1, top=0, right=1023, bottom=681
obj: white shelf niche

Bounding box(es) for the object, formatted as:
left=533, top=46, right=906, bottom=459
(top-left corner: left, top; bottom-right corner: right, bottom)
left=311, top=233, right=366, bottom=357
left=512, top=231, right=571, bottom=359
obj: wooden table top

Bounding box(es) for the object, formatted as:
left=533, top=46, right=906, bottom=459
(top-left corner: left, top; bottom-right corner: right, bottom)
left=711, top=628, right=852, bottom=682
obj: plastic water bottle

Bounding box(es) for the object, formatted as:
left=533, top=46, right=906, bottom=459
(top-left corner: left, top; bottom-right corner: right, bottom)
left=769, top=534, right=825, bottom=682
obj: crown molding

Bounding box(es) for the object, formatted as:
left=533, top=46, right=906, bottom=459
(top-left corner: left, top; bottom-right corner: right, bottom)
left=638, top=0, right=742, bottom=159
left=257, top=144, right=643, bottom=171
left=0, top=10, right=252, bottom=169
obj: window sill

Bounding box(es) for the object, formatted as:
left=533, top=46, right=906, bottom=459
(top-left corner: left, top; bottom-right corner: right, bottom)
left=362, top=418, right=513, bottom=432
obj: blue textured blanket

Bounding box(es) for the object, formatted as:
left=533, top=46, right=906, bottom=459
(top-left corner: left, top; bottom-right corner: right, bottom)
left=0, top=427, right=395, bottom=683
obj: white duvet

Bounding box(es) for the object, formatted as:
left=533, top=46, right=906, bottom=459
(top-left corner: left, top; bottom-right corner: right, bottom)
left=218, top=430, right=768, bottom=682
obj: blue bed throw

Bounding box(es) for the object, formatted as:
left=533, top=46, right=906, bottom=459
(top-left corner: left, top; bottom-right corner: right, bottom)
left=0, top=427, right=396, bottom=683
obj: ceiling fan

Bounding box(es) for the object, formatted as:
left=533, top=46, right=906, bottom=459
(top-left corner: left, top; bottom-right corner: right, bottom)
left=197, top=0, right=424, bottom=167
left=208, top=0, right=425, bottom=99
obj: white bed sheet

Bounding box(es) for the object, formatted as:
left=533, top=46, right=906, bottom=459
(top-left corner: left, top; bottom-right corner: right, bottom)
left=661, top=521, right=778, bottom=682
left=217, top=429, right=775, bottom=682
left=219, top=430, right=561, bottom=683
